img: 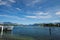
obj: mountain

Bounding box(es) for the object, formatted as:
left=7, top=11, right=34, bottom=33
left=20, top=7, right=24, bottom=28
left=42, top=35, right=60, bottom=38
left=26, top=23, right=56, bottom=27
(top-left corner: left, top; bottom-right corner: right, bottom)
left=0, top=22, right=19, bottom=26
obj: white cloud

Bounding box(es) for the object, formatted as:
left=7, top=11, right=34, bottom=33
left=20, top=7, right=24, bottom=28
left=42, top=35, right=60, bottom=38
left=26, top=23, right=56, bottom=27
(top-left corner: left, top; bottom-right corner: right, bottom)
left=26, top=11, right=52, bottom=19
left=0, top=1, right=7, bottom=5
left=26, top=0, right=47, bottom=6
left=56, top=11, right=60, bottom=15
left=26, top=11, right=49, bottom=15
left=52, top=20, right=60, bottom=23
left=8, top=0, right=16, bottom=3
left=38, top=15, right=51, bottom=18
left=0, top=0, right=16, bottom=6
left=31, top=0, right=40, bottom=4
left=26, top=15, right=51, bottom=19
left=0, top=15, right=26, bottom=20
left=35, top=12, right=48, bottom=15
left=26, top=16, right=37, bottom=18
left=26, top=0, right=40, bottom=6
left=16, top=8, right=21, bottom=11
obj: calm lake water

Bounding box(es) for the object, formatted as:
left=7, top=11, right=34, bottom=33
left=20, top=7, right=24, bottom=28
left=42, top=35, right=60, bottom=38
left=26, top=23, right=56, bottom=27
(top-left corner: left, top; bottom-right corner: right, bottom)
left=0, top=26, right=60, bottom=40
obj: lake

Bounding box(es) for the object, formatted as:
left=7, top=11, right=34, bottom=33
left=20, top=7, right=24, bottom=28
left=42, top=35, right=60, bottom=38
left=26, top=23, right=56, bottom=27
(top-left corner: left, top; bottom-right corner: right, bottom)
left=0, top=26, right=60, bottom=40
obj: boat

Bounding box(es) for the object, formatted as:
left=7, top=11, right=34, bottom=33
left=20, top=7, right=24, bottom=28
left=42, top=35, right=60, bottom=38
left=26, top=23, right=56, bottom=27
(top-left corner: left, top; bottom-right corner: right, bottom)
left=0, top=25, right=14, bottom=31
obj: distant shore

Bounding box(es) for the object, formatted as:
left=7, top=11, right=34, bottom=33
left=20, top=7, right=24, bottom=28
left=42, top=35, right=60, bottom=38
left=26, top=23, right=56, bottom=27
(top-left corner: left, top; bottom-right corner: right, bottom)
left=32, top=23, right=60, bottom=27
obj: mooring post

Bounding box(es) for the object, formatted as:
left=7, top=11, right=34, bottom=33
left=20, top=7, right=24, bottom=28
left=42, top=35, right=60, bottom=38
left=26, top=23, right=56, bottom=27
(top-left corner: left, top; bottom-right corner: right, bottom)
left=49, top=27, right=52, bottom=40
left=1, top=26, right=3, bottom=36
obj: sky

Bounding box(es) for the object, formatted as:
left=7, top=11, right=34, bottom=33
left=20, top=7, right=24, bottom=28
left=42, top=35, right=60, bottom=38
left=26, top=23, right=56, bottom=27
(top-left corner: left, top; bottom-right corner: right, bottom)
left=0, top=0, right=60, bottom=24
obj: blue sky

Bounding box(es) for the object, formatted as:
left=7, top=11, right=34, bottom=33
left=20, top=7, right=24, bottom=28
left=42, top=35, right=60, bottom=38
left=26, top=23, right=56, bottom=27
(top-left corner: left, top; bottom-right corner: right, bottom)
left=0, top=0, right=60, bottom=24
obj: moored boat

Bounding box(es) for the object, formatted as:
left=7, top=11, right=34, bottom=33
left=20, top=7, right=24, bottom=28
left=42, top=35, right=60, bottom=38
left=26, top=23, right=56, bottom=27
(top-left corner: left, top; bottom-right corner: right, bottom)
left=0, top=25, right=14, bottom=31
